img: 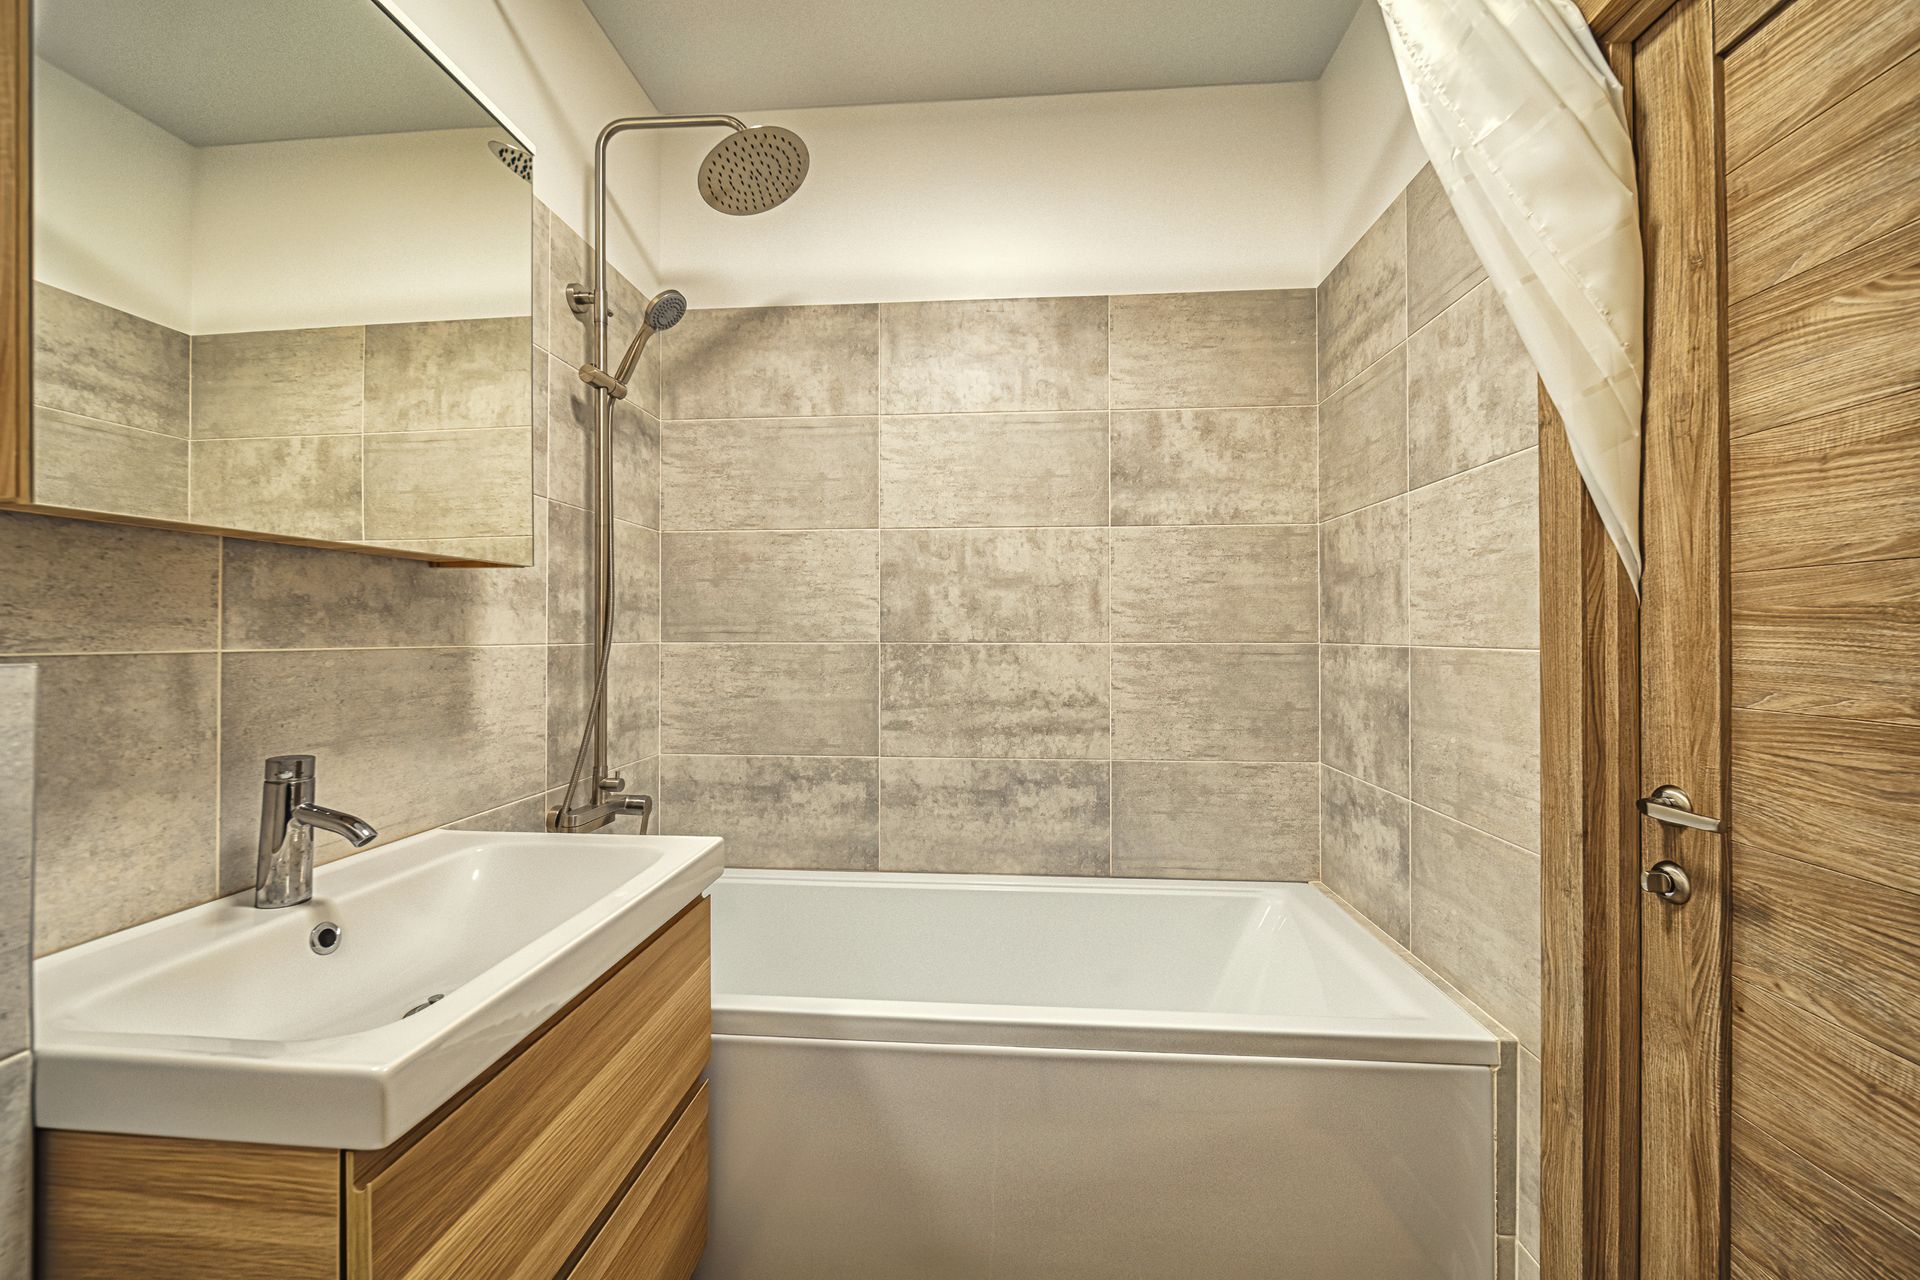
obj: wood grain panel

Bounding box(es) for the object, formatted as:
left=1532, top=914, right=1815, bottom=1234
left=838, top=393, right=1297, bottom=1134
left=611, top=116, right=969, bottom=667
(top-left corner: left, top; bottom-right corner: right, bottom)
left=1729, top=1126, right=1920, bottom=1278
left=1, top=0, right=28, bottom=503
left=1723, top=0, right=1920, bottom=169
left=1725, top=48, right=1920, bottom=302
left=347, top=900, right=710, bottom=1280
left=1728, top=217, right=1920, bottom=438
left=1731, top=557, right=1920, bottom=725
left=38, top=1131, right=340, bottom=1279
left=1730, top=387, right=1920, bottom=572
left=1714, top=0, right=1784, bottom=53
left=1730, top=842, right=1920, bottom=1059
left=569, top=1083, right=709, bottom=1280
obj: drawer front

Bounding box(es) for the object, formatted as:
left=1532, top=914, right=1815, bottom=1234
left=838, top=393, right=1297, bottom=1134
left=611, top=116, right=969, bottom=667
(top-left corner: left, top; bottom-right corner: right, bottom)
left=348, top=899, right=710, bottom=1279
left=570, top=1082, right=709, bottom=1280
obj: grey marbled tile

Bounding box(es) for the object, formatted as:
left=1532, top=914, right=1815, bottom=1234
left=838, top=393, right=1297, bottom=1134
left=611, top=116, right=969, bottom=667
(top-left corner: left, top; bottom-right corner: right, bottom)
left=1408, top=283, right=1536, bottom=487
left=1406, top=164, right=1487, bottom=332
left=1517, top=1241, right=1540, bottom=1280
left=545, top=643, right=659, bottom=788
left=1111, top=406, right=1317, bottom=526
left=223, top=523, right=545, bottom=650
left=362, top=535, right=533, bottom=565
left=662, top=530, right=877, bottom=642
left=547, top=215, right=592, bottom=367
left=33, top=282, right=189, bottom=435
left=1496, top=1037, right=1519, bottom=1236
left=0, top=669, right=31, bottom=1056
left=189, top=434, right=363, bottom=542
left=1320, top=644, right=1410, bottom=794
left=878, top=757, right=1109, bottom=875
left=1111, top=644, right=1317, bottom=762
left=661, top=416, right=877, bottom=530
left=0, top=1051, right=27, bottom=1277
left=32, top=407, right=188, bottom=521
left=1110, top=526, right=1317, bottom=642
left=1412, top=647, right=1541, bottom=852
left=1320, top=497, right=1408, bottom=645
left=1409, top=449, right=1539, bottom=648
left=660, top=755, right=879, bottom=869
left=1520, top=1047, right=1541, bottom=1259
left=660, top=304, right=878, bottom=420
left=448, top=785, right=563, bottom=834
left=616, top=521, right=660, bottom=642
left=364, top=429, right=533, bottom=541
left=531, top=347, right=550, bottom=498
left=1109, top=289, right=1316, bottom=408
left=1112, top=761, right=1319, bottom=880
left=879, top=412, right=1108, bottom=528
left=0, top=511, right=218, bottom=655
left=221, top=647, right=545, bottom=891
left=1318, top=345, right=1408, bottom=520
left=5, top=654, right=218, bottom=955
left=550, top=505, right=658, bottom=644
left=879, top=296, right=1107, bottom=414
left=1412, top=806, right=1541, bottom=1051
left=614, top=403, right=661, bottom=529
left=662, top=644, right=877, bottom=756
left=881, top=643, right=1108, bottom=759
left=531, top=199, right=552, bottom=355
left=191, top=326, right=363, bottom=438
left=547, top=354, right=594, bottom=510
left=1321, top=767, right=1412, bottom=945
left=365, top=317, right=533, bottom=433
left=880, top=528, right=1107, bottom=642
left=1319, top=194, right=1408, bottom=396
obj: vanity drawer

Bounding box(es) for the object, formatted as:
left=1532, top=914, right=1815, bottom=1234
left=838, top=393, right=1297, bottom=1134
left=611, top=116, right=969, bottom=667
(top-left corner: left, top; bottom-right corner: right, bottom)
left=571, top=1081, right=710, bottom=1280
left=345, top=899, right=710, bottom=1279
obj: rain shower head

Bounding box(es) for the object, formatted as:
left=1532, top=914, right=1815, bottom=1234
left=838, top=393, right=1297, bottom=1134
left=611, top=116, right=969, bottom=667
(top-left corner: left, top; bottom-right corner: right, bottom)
left=487, top=139, right=532, bottom=181
left=698, top=125, right=809, bottom=215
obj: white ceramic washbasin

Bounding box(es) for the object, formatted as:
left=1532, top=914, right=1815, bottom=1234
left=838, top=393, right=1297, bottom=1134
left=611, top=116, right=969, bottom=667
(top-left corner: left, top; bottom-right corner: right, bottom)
left=34, top=829, right=724, bottom=1149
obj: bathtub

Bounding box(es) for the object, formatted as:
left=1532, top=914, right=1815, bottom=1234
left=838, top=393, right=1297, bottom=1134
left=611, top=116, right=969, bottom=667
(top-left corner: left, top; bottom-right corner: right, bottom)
left=700, top=870, right=1500, bottom=1280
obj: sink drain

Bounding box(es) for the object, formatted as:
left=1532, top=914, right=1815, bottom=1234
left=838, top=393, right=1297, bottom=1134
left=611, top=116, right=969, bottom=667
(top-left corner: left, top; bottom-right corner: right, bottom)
left=403, top=993, right=445, bottom=1019
left=310, top=922, right=343, bottom=955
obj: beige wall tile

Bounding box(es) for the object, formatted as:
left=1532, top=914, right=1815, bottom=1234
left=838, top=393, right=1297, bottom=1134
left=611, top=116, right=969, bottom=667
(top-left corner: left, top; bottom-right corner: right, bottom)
left=660, top=755, right=879, bottom=869
left=364, top=429, right=533, bottom=541
left=662, top=644, right=877, bottom=756
left=1520, top=1047, right=1541, bottom=1259
left=33, top=283, right=188, bottom=435
left=660, top=304, right=879, bottom=420
left=548, top=499, right=592, bottom=644
left=0, top=669, right=32, bottom=1056
left=547, top=216, right=592, bottom=367
left=7, top=653, right=218, bottom=955
left=1320, top=498, right=1408, bottom=645
left=1409, top=450, right=1540, bottom=649
left=879, top=412, right=1108, bottom=528
left=1320, top=644, right=1410, bottom=794
left=448, top=785, right=564, bottom=834
left=365, top=317, right=532, bottom=433
left=661, top=417, right=878, bottom=530
left=531, top=350, right=549, bottom=498
left=1112, top=761, right=1318, bottom=880
left=191, top=327, right=363, bottom=439
left=0, top=511, right=218, bottom=655
left=531, top=199, right=552, bottom=355
left=546, top=643, right=659, bottom=788
left=662, top=530, right=877, bottom=641
left=1319, top=195, right=1408, bottom=396
left=878, top=757, right=1109, bottom=875
left=1412, top=806, right=1541, bottom=1051
left=1111, top=407, right=1317, bottom=526
left=1321, top=767, right=1412, bottom=945
left=880, top=528, right=1107, bottom=642
left=1109, top=289, right=1316, bottom=408
left=548, top=353, right=594, bottom=512
left=615, top=520, right=660, bottom=642
left=1111, top=644, right=1317, bottom=762
left=32, top=407, right=188, bottom=521
left=1406, top=165, right=1487, bottom=331
left=1110, top=526, right=1317, bottom=642
left=881, top=643, right=1108, bottom=759
left=1408, top=283, right=1536, bottom=487
left=189, top=434, right=363, bottom=542
left=880, top=296, right=1107, bottom=413
left=0, top=1051, right=27, bottom=1276
left=363, top=535, right=533, bottom=565
left=221, top=646, right=545, bottom=891
left=1318, top=346, right=1408, bottom=520
left=614, top=402, right=659, bottom=529
left=1412, top=647, right=1541, bottom=852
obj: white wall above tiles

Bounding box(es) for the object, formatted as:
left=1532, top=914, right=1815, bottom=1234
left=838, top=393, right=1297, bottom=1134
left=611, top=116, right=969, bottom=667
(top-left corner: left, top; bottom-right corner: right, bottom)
left=1316, top=2, right=1428, bottom=276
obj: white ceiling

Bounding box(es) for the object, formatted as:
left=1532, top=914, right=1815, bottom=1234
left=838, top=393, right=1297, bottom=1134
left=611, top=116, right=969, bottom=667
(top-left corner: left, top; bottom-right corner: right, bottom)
left=36, top=0, right=496, bottom=147
left=585, top=0, right=1369, bottom=114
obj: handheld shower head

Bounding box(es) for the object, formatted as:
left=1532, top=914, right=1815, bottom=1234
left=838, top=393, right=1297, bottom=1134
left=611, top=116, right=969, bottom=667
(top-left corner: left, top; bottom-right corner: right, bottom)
left=698, top=125, right=809, bottom=215
left=606, top=289, right=688, bottom=388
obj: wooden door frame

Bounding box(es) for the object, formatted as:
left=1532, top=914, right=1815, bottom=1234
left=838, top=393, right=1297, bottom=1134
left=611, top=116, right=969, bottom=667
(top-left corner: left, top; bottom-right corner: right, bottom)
left=1, top=0, right=27, bottom=504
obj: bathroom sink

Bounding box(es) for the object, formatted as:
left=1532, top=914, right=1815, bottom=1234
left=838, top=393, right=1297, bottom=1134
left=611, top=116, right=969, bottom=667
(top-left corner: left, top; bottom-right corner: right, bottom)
left=34, top=829, right=723, bottom=1149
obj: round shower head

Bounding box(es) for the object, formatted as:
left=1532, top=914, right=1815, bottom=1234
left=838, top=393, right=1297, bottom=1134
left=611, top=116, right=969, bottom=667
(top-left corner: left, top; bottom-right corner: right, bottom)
left=487, top=139, right=532, bottom=181
left=698, top=125, right=809, bottom=216
left=644, top=289, right=688, bottom=332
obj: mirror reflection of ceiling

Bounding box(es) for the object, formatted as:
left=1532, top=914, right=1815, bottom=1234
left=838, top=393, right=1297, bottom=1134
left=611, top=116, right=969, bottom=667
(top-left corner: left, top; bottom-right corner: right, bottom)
left=586, top=0, right=1369, bottom=114
left=34, top=0, right=496, bottom=146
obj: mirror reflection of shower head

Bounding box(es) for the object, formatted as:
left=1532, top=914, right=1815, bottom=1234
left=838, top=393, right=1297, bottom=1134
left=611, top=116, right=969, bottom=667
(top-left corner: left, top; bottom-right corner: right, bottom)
left=487, top=139, right=532, bottom=181
left=698, top=125, right=809, bottom=215
left=609, top=289, right=688, bottom=388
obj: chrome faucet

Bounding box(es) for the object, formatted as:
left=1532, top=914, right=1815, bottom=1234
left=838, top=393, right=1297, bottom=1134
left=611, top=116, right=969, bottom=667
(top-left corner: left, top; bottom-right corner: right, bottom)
left=255, top=755, right=378, bottom=909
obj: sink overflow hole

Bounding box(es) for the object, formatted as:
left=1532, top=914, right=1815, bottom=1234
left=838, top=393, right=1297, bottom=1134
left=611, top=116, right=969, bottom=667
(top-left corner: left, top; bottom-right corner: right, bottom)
left=310, top=922, right=343, bottom=955
left=404, top=993, right=445, bottom=1019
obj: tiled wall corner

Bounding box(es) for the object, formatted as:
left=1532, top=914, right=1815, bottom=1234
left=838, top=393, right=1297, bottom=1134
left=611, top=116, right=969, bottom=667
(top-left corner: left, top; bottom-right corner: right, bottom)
left=0, top=665, right=32, bottom=1276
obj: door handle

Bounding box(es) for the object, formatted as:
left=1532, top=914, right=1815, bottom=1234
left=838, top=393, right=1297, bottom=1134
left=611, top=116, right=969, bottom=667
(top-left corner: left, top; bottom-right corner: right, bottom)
left=1642, top=859, right=1693, bottom=904
left=1637, top=784, right=1722, bottom=834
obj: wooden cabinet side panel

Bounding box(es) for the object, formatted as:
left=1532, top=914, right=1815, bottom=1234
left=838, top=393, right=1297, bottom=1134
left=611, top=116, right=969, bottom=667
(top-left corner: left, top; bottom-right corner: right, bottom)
left=569, top=1083, right=709, bottom=1280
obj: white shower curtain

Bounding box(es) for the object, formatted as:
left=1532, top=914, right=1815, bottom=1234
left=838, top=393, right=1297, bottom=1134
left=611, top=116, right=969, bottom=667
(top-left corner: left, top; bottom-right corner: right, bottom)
left=1376, top=0, right=1645, bottom=584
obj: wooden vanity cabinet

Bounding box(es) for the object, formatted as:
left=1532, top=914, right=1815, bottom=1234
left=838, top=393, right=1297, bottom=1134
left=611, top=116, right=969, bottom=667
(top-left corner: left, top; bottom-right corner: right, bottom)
left=38, top=899, right=712, bottom=1280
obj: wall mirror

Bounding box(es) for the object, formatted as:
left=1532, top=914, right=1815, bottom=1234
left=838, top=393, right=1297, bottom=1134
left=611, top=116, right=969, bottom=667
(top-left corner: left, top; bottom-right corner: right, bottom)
left=13, top=0, right=536, bottom=566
